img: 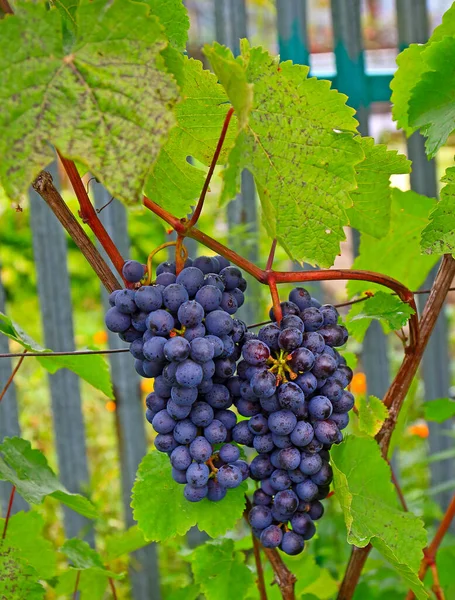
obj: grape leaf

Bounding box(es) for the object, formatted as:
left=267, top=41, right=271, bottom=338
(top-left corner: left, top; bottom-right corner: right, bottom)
left=421, top=166, right=455, bottom=256
left=61, top=539, right=122, bottom=579
left=142, top=0, right=189, bottom=51
left=284, top=553, right=339, bottom=599
left=347, top=188, right=438, bottom=297
left=188, top=540, right=255, bottom=600
left=346, top=292, right=415, bottom=342
left=0, top=437, right=98, bottom=519
left=131, top=451, right=246, bottom=541
left=0, top=0, right=178, bottom=205
left=0, top=545, right=45, bottom=600
left=331, top=435, right=428, bottom=599
left=408, top=37, right=455, bottom=158
left=54, top=569, right=108, bottom=600
left=424, top=398, right=455, bottom=423
left=104, top=525, right=150, bottom=561
left=0, top=312, right=114, bottom=398
left=203, top=42, right=253, bottom=128
left=357, top=395, right=388, bottom=437
left=0, top=512, right=57, bottom=580
left=347, top=137, right=411, bottom=238
left=204, top=40, right=363, bottom=267
left=391, top=3, right=455, bottom=136
left=144, top=58, right=236, bottom=217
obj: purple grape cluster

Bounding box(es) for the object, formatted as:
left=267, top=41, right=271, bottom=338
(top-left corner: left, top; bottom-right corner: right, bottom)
left=240, top=289, right=353, bottom=555
left=105, top=255, right=249, bottom=502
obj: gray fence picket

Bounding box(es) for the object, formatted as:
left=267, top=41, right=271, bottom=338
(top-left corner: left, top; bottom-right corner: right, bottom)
left=330, top=0, right=391, bottom=401
left=396, top=0, right=453, bottom=513
left=29, top=164, right=94, bottom=544
left=93, top=182, right=161, bottom=600
left=0, top=268, right=28, bottom=515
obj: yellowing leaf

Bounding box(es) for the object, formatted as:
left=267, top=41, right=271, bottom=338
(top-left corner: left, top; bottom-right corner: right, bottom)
left=357, top=395, right=388, bottom=437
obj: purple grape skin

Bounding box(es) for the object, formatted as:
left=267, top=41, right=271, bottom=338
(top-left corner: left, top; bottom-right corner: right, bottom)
left=154, top=433, right=178, bottom=453
left=270, top=468, right=291, bottom=491
left=162, top=283, right=189, bottom=313
left=278, top=447, right=301, bottom=470
left=143, top=358, right=165, bottom=378
left=233, top=459, right=249, bottom=480
left=291, top=512, right=316, bottom=539
left=331, top=412, right=350, bottom=430
left=151, top=410, right=175, bottom=434
left=278, top=327, right=303, bottom=351
left=312, top=353, right=338, bottom=378
left=157, top=261, right=176, bottom=275
left=253, top=488, right=272, bottom=506
left=146, top=310, right=175, bottom=336
left=320, top=304, right=339, bottom=325
left=268, top=410, right=297, bottom=435
left=289, top=347, right=315, bottom=373
left=300, top=307, right=324, bottom=332
left=175, top=360, right=203, bottom=388
left=173, top=419, right=198, bottom=444
left=156, top=272, right=176, bottom=286
left=204, top=419, right=227, bottom=444
left=260, top=394, right=281, bottom=413
left=281, top=531, right=305, bottom=555
left=248, top=414, right=269, bottom=435
left=217, top=464, right=243, bottom=488
left=114, top=289, right=137, bottom=314
left=219, top=443, right=240, bottom=463
left=232, top=421, right=254, bottom=446
left=295, top=480, right=319, bottom=502
left=250, top=454, right=274, bottom=480
left=282, top=314, right=305, bottom=332
left=241, top=339, right=270, bottom=366
left=220, top=266, right=242, bottom=290
left=205, top=310, right=234, bottom=336
left=135, top=286, right=163, bottom=312
left=251, top=370, right=277, bottom=398
left=272, top=433, right=293, bottom=449
left=313, top=419, right=342, bottom=445
left=274, top=489, right=299, bottom=514
left=253, top=432, right=275, bottom=453
left=277, top=382, right=305, bottom=413
left=249, top=505, right=273, bottom=529
left=332, top=391, right=355, bottom=413
left=170, top=386, right=198, bottom=407
left=189, top=436, right=213, bottom=462
left=186, top=462, right=210, bottom=487
left=146, top=392, right=166, bottom=413
left=214, top=409, right=237, bottom=431
left=176, top=267, right=205, bottom=297
left=170, top=446, right=192, bottom=471
left=122, top=259, right=145, bottom=283
left=183, top=323, right=206, bottom=341
left=205, top=383, right=231, bottom=410
left=319, top=378, right=344, bottom=402
left=143, top=336, right=167, bottom=361
left=289, top=468, right=306, bottom=483
left=301, top=331, right=325, bottom=354
left=109, top=290, right=120, bottom=306
left=308, top=395, right=333, bottom=420
left=193, top=256, right=217, bottom=274
left=184, top=484, right=208, bottom=502
left=311, top=461, right=333, bottom=486
left=300, top=452, right=323, bottom=475
left=258, top=323, right=281, bottom=350
left=214, top=357, right=236, bottom=379
left=269, top=301, right=300, bottom=321
left=207, top=479, right=227, bottom=501
left=195, top=285, right=222, bottom=312
left=105, top=307, right=131, bottom=333
left=318, top=324, right=346, bottom=347
left=308, top=500, right=325, bottom=520
left=220, top=291, right=238, bottom=314
left=290, top=421, right=314, bottom=447
left=289, top=287, right=312, bottom=311
left=190, top=401, right=214, bottom=428
left=260, top=525, right=283, bottom=548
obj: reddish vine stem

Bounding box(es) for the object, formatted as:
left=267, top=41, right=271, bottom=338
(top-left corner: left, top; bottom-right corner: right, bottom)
left=2, top=485, right=16, bottom=540
left=175, top=235, right=186, bottom=276
left=32, top=171, right=121, bottom=293
left=337, top=255, right=455, bottom=600
left=57, top=153, right=126, bottom=282
left=73, top=571, right=81, bottom=600
left=0, top=0, right=13, bottom=15
left=0, top=350, right=27, bottom=403
left=429, top=563, right=445, bottom=600
left=266, top=239, right=278, bottom=271
left=252, top=531, right=268, bottom=600
left=186, top=107, right=235, bottom=229
left=108, top=577, right=118, bottom=600
left=390, top=465, right=408, bottom=512
left=405, top=492, right=455, bottom=600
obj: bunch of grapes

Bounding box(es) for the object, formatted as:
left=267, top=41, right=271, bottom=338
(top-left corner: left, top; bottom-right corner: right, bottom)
left=105, top=255, right=249, bottom=502
left=240, top=289, right=353, bottom=555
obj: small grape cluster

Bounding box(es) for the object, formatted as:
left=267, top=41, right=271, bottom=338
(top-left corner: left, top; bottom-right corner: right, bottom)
left=105, top=255, right=250, bottom=502
left=241, top=289, right=353, bottom=555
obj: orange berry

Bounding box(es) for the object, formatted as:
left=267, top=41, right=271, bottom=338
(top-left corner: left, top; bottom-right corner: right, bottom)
left=105, top=400, right=116, bottom=412
left=350, top=372, right=367, bottom=395
left=93, top=330, right=108, bottom=345
left=407, top=422, right=429, bottom=439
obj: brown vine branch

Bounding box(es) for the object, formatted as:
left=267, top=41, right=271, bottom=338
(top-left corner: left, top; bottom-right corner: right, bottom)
left=73, top=571, right=81, bottom=600
left=390, top=464, right=408, bottom=512
left=32, top=171, right=121, bottom=294
left=0, top=0, right=13, bottom=15
left=244, top=497, right=296, bottom=599
left=108, top=577, right=118, bottom=600
left=186, top=107, right=235, bottom=229
left=252, top=531, right=268, bottom=600
left=337, top=255, right=455, bottom=600
left=57, top=153, right=126, bottom=282
left=405, top=492, right=455, bottom=600
left=0, top=350, right=27, bottom=403
left=1, top=485, right=16, bottom=540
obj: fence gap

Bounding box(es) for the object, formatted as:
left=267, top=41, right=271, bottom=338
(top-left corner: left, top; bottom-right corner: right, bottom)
left=29, top=162, right=94, bottom=544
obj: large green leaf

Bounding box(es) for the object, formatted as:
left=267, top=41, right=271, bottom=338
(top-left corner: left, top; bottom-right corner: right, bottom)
left=0, top=0, right=178, bottom=205
left=0, top=312, right=113, bottom=398
left=391, top=2, right=455, bottom=137
left=131, top=451, right=246, bottom=541
left=0, top=437, right=98, bottom=519
left=104, top=525, right=150, bottom=561
left=347, top=137, right=411, bottom=238
left=408, top=37, right=455, bottom=158
left=54, top=569, right=108, bottom=600
left=0, top=511, right=57, bottom=580
left=421, top=166, right=455, bottom=256
left=204, top=40, right=363, bottom=267
left=345, top=291, right=415, bottom=342
left=424, top=398, right=455, bottom=423
left=142, top=0, right=189, bottom=51
left=188, top=540, right=255, bottom=600
left=347, top=188, right=438, bottom=297
left=144, top=58, right=236, bottom=218
left=357, top=395, right=388, bottom=437
left=331, top=435, right=427, bottom=599
left=0, top=545, right=45, bottom=600
left=61, top=539, right=122, bottom=579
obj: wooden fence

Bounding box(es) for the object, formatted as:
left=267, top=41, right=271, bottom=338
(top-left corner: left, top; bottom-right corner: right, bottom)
left=0, top=1, right=452, bottom=598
